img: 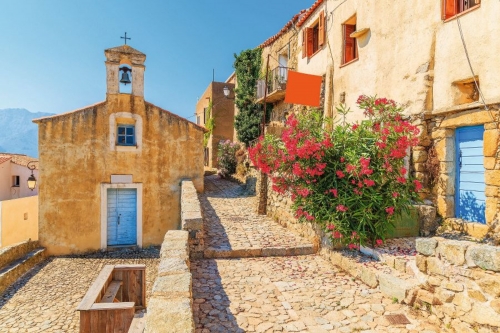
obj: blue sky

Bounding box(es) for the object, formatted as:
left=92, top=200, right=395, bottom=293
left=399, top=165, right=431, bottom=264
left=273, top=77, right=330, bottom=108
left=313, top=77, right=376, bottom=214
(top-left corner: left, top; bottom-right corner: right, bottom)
left=0, top=1, right=310, bottom=120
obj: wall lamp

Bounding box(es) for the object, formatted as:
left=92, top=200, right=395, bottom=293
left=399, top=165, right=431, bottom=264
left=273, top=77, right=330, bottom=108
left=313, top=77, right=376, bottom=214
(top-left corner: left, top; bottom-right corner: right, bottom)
left=223, top=86, right=235, bottom=100
left=27, top=161, right=37, bottom=191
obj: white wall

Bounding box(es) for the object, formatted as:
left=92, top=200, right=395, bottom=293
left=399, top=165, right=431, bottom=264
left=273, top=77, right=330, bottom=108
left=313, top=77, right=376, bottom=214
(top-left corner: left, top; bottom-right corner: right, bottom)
left=0, top=162, right=38, bottom=201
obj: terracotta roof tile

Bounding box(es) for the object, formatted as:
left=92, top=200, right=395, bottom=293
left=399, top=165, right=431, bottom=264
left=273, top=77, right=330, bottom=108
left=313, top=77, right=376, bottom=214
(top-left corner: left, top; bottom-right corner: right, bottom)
left=0, top=156, right=12, bottom=165
left=296, top=0, right=324, bottom=27
left=259, top=10, right=307, bottom=48
left=0, top=154, right=38, bottom=169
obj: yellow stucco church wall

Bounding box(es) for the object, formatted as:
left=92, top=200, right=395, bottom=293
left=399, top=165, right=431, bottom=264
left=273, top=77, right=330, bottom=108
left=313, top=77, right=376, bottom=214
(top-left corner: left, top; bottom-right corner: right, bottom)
left=0, top=196, right=39, bottom=248
left=35, top=94, right=204, bottom=255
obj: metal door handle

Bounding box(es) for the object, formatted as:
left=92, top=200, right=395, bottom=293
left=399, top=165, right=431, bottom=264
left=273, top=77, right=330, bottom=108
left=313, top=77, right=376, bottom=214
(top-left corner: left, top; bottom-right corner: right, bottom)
left=459, top=150, right=462, bottom=169
left=118, top=214, right=121, bottom=225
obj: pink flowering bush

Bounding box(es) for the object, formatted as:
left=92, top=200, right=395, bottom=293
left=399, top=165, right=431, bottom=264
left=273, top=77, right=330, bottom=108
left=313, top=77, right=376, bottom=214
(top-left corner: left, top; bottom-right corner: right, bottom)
left=249, top=96, right=421, bottom=248
left=217, top=140, right=241, bottom=177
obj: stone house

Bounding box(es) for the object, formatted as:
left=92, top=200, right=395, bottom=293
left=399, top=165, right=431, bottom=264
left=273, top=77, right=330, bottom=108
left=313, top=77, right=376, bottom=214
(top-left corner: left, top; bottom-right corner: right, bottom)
left=324, top=0, right=500, bottom=232
left=195, top=80, right=235, bottom=168
left=0, top=153, right=38, bottom=201
left=33, top=45, right=205, bottom=255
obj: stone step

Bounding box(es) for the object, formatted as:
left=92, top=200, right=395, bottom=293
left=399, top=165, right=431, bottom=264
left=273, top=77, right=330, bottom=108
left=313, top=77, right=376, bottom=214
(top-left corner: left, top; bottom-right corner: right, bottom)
left=0, top=240, right=40, bottom=270
left=128, top=311, right=146, bottom=333
left=0, top=248, right=46, bottom=295
left=203, top=244, right=317, bottom=259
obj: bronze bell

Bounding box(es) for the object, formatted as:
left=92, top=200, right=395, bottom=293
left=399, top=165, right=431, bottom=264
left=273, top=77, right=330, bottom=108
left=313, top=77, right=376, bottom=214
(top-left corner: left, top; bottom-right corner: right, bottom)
left=119, top=67, right=132, bottom=85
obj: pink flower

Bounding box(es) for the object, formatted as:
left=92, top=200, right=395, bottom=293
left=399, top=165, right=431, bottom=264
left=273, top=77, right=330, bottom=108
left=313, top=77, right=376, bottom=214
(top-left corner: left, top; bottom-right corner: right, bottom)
left=348, top=243, right=358, bottom=250
left=333, top=231, right=342, bottom=239
left=327, top=224, right=335, bottom=230
left=352, top=124, right=359, bottom=131
left=376, top=239, right=384, bottom=246
left=329, top=188, right=338, bottom=197
left=392, top=192, right=399, bottom=198
left=340, top=157, right=345, bottom=163
left=385, top=207, right=395, bottom=215
left=336, top=170, right=345, bottom=178
left=336, top=205, right=348, bottom=212
left=414, top=179, right=423, bottom=192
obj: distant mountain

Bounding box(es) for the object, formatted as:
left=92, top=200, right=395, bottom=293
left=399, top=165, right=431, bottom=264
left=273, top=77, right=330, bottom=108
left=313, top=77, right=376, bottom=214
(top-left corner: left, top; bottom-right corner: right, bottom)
left=0, top=108, right=53, bottom=157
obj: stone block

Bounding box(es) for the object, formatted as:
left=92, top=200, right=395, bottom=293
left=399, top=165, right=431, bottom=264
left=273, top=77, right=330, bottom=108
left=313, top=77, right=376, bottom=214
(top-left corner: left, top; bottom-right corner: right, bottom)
left=441, top=303, right=457, bottom=317
left=394, top=258, right=407, bottom=273
left=478, top=276, right=500, bottom=297
left=465, top=245, right=500, bottom=272
left=416, top=238, right=438, bottom=256
left=437, top=288, right=455, bottom=303
left=415, top=205, right=438, bottom=236
left=437, top=240, right=471, bottom=266
left=145, top=297, right=194, bottom=333
left=164, top=230, right=189, bottom=241
left=437, top=196, right=454, bottom=218
left=444, top=282, right=464, bottom=292
left=448, top=219, right=489, bottom=239
left=440, top=161, right=455, bottom=174
left=468, top=289, right=487, bottom=302
left=485, top=170, right=500, bottom=186
left=182, top=211, right=203, bottom=231
left=416, top=254, right=427, bottom=272
left=431, top=128, right=454, bottom=140
left=427, top=256, right=446, bottom=276
left=158, top=257, right=190, bottom=276
left=152, top=273, right=192, bottom=298
left=417, top=289, right=441, bottom=305
left=160, top=248, right=189, bottom=261
left=484, top=157, right=497, bottom=170
left=359, top=267, right=378, bottom=288
left=483, top=129, right=499, bottom=157
left=485, top=122, right=498, bottom=130
left=466, top=303, right=500, bottom=327
left=437, top=174, right=455, bottom=196
left=435, top=136, right=455, bottom=162
left=378, top=273, right=412, bottom=301
left=441, top=110, right=493, bottom=128
left=491, top=299, right=500, bottom=314
left=485, top=185, right=499, bottom=197
left=428, top=276, right=442, bottom=286
left=452, top=292, right=472, bottom=312
left=413, top=163, right=426, bottom=172
left=413, top=150, right=428, bottom=163
left=486, top=197, right=499, bottom=224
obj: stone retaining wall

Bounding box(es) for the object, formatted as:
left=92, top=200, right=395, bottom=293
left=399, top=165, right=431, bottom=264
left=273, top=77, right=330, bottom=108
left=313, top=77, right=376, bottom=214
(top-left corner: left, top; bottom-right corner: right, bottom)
left=0, top=240, right=40, bottom=269
left=145, top=230, right=194, bottom=333
left=415, top=237, right=500, bottom=328
left=180, top=180, right=204, bottom=259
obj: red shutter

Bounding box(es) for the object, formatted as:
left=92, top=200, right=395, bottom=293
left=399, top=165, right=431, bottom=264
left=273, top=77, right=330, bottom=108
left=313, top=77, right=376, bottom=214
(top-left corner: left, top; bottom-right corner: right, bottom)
left=442, top=0, right=456, bottom=20
left=344, top=24, right=356, bottom=64
left=318, top=11, right=325, bottom=47
left=306, top=28, right=314, bottom=58
left=302, top=29, right=306, bottom=58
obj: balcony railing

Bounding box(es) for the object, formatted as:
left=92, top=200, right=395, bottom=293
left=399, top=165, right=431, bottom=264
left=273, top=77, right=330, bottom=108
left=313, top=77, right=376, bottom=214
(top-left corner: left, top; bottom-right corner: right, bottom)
left=256, top=66, right=291, bottom=103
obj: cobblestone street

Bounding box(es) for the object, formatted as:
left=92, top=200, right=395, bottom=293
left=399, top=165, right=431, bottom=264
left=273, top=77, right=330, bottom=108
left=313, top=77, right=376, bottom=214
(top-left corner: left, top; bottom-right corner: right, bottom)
left=193, top=176, right=441, bottom=333
left=0, top=248, right=159, bottom=333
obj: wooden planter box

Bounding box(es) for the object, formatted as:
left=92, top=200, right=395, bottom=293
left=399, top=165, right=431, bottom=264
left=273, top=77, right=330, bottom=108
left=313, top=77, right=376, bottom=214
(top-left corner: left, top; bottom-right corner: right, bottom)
left=386, top=206, right=419, bottom=238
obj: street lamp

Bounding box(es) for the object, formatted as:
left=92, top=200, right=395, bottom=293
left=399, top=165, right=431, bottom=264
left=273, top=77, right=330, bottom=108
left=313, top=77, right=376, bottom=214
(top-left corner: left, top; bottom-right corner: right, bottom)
left=27, top=161, right=37, bottom=191
left=223, top=86, right=235, bottom=99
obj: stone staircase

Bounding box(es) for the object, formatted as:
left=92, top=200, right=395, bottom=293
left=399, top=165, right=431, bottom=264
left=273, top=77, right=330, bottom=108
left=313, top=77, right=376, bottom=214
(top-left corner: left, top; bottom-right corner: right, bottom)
left=0, top=240, right=46, bottom=295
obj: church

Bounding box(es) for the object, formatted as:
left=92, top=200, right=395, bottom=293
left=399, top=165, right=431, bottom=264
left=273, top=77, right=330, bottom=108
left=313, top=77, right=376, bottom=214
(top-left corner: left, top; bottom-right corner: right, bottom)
left=34, top=43, right=205, bottom=255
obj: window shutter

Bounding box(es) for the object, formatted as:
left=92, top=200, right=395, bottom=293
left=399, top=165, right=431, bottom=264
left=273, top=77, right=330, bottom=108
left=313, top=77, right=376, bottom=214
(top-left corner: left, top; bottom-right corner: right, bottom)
left=319, top=11, right=325, bottom=47
left=302, top=29, right=307, bottom=58
left=442, top=0, right=456, bottom=20
left=306, top=27, right=314, bottom=58
left=344, top=24, right=356, bottom=64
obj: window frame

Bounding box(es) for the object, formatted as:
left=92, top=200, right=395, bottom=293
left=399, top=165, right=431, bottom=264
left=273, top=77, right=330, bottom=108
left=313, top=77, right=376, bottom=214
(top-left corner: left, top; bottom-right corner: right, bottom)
left=301, top=10, right=326, bottom=60
left=116, top=124, right=136, bottom=146
left=12, top=175, right=20, bottom=187
left=341, top=22, right=358, bottom=66
left=442, top=0, right=480, bottom=21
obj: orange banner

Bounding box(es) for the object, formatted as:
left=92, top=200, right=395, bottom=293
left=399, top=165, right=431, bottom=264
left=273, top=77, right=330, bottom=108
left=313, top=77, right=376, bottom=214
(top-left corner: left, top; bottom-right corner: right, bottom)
left=284, top=71, right=322, bottom=107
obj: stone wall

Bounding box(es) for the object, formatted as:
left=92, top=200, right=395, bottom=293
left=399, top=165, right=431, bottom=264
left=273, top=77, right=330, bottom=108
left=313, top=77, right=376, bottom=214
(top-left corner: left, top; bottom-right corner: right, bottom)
left=180, top=180, right=204, bottom=259
left=415, top=237, right=500, bottom=329
left=145, top=230, right=194, bottom=333
left=0, top=240, right=40, bottom=270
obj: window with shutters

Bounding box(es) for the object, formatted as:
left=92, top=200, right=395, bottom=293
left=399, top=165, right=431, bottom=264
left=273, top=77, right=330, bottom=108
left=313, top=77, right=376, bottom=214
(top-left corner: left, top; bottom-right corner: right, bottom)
left=301, top=11, right=325, bottom=59
left=442, top=0, right=480, bottom=20
left=342, top=16, right=358, bottom=66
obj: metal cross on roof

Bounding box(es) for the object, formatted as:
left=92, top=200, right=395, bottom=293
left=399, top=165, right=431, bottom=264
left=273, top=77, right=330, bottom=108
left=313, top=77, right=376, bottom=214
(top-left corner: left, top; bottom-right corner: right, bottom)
left=121, top=32, right=131, bottom=45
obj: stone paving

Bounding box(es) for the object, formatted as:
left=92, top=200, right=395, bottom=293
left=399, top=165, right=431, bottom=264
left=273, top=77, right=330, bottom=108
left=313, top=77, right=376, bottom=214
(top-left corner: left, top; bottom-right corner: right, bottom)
left=201, top=175, right=315, bottom=258
left=193, top=176, right=442, bottom=333
left=0, top=248, right=159, bottom=333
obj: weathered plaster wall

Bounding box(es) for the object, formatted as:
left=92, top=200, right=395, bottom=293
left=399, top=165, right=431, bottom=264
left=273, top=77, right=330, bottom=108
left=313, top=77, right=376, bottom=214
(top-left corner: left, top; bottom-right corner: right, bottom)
left=35, top=94, right=204, bottom=255
left=433, top=3, right=500, bottom=111
left=0, top=196, right=38, bottom=248
left=0, top=162, right=11, bottom=201
left=330, top=0, right=440, bottom=122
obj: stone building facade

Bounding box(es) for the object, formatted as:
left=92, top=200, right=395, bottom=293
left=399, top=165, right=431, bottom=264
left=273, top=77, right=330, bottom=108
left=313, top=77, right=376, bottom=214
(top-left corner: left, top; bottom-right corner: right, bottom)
left=254, top=0, right=500, bottom=233
left=34, top=45, right=205, bottom=255
left=195, top=81, right=235, bottom=168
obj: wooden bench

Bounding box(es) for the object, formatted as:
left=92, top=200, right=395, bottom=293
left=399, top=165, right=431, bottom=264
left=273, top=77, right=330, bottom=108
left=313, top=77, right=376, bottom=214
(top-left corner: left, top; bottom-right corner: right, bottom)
left=77, top=264, right=146, bottom=333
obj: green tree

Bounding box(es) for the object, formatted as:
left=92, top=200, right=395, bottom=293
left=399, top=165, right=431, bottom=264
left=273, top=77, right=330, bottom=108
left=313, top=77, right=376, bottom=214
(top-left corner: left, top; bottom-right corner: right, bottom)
left=233, top=48, right=263, bottom=146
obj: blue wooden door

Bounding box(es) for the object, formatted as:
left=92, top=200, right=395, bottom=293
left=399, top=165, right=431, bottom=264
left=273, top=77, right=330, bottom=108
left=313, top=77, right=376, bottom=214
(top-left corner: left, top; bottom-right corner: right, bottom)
left=455, top=126, right=486, bottom=223
left=107, top=188, right=137, bottom=246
